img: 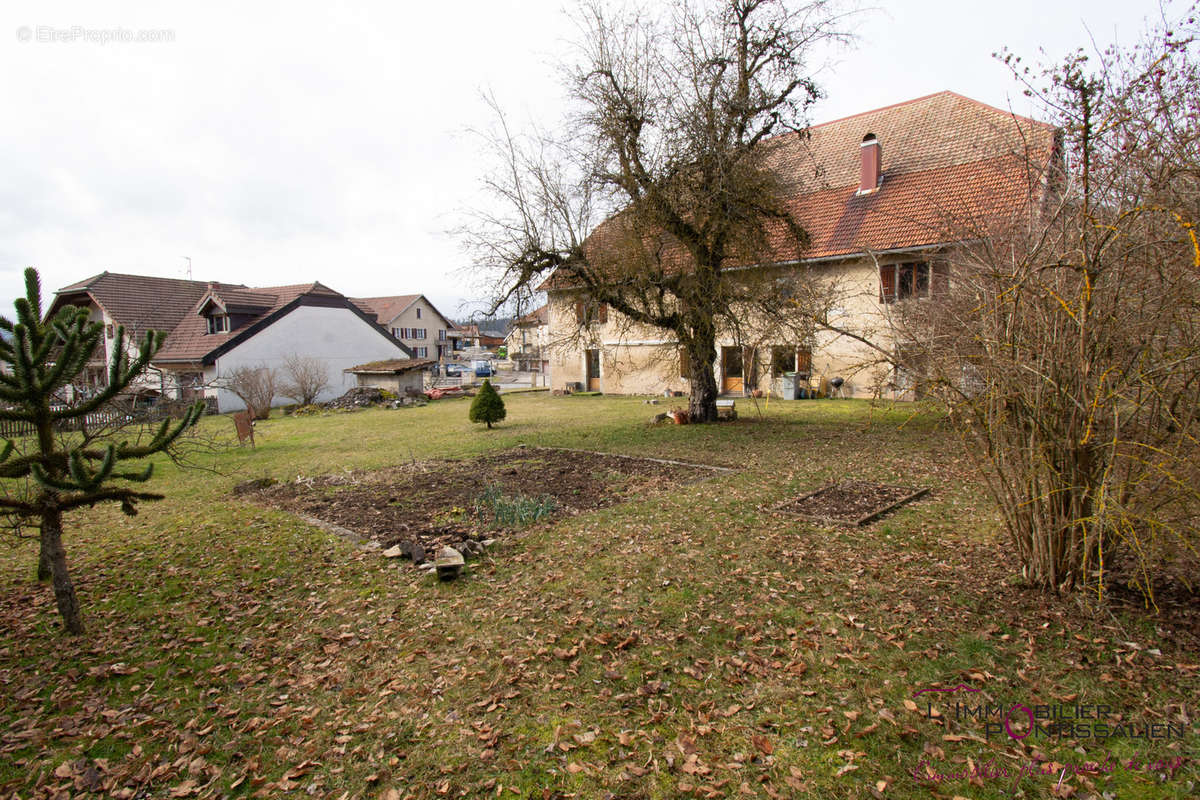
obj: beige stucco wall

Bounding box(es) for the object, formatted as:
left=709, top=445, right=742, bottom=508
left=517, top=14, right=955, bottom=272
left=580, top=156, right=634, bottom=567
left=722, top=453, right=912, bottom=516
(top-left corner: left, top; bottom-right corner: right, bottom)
left=546, top=256, right=919, bottom=398
left=382, top=298, right=453, bottom=361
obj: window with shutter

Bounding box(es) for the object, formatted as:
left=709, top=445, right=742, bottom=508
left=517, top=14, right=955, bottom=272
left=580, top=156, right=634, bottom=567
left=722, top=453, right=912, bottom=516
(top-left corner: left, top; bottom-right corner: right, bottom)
left=679, top=347, right=690, bottom=379
left=882, top=261, right=935, bottom=302
left=575, top=300, right=608, bottom=325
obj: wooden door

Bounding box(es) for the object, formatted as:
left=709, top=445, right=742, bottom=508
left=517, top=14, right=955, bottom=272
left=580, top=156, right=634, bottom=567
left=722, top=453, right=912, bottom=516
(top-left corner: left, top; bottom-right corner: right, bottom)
left=585, top=349, right=601, bottom=392
left=721, top=346, right=743, bottom=394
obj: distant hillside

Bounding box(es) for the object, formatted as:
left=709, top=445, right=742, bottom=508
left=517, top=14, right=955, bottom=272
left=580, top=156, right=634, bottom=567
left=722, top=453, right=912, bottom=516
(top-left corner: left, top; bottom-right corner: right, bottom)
left=453, top=316, right=513, bottom=334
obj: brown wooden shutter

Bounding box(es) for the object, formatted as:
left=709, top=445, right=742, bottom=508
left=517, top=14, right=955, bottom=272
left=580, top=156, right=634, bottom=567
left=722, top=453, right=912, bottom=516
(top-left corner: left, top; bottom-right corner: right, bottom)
left=880, top=264, right=896, bottom=303
left=796, top=346, right=812, bottom=374
left=575, top=301, right=585, bottom=324
left=598, top=303, right=608, bottom=324
left=679, top=347, right=690, bottom=379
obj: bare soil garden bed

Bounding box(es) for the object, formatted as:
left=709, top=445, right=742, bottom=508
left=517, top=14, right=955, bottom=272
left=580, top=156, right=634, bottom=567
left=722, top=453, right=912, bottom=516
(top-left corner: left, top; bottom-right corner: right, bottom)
left=245, top=447, right=726, bottom=556
left=774, top=481, right=929, bottom=526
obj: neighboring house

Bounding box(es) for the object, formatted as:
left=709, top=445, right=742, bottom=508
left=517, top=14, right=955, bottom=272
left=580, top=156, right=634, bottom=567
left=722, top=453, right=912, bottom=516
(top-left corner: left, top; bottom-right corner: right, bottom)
left=505, top=305, right=550, bottom=373
left=49, top=273, right=413, bottom=412
left=354, top=294, right=457, bottom=362
left=457, top=324, right=507, bottom=351
left=48, top=273, right=213, bottom=399
left=344, top=358, right=436, bottom=396
left=541, top=91, right=1058, bottom=398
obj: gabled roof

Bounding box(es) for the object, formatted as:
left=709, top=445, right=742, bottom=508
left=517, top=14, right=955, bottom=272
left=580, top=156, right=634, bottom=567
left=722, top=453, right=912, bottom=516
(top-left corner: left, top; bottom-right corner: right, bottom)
left=355, top=294, right=420, bottom=324
left=155, top=281, right=411, bottom=364
left=51, top=272, right=415, bottom=366
left=514, top=305, right=548, bottom=326
left=48, top=271, right=212, bottom=338
left=541, top=91, right=1058, bottom=289
left=354, top=294, right=455, bottom=330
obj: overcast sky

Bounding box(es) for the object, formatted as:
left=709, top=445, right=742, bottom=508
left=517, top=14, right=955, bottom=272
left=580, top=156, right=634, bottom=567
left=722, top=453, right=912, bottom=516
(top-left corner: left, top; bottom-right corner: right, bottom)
left=0, top=0, right=1178, bottom=319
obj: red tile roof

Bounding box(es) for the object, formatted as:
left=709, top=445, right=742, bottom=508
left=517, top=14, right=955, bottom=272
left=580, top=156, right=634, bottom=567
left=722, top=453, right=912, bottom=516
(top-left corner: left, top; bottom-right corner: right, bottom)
left=515, top=305, right=548, bottom=326
left=355, top=294, right=420, bottom=325
left=541, top=91, right=1058, bottom=289
left=49, top=272, right=212, bottom=340
left=354, top=294, right=456, bottom=331
left=51, top=273, right=413, bottom=366
left=154, top=282, right=344, bottom=363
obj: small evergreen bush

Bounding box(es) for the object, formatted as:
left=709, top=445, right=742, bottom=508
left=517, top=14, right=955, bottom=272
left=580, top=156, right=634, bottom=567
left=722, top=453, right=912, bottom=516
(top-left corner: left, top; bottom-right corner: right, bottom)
left=469, top=379, right=506, bottom=429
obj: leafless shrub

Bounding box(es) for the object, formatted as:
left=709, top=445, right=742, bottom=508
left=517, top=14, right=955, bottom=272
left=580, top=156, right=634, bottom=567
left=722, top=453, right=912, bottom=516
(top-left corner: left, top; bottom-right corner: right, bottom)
left=221, top=365, right=277, bottom=419
left=893, top=10, right=1200, bottom=600
left=279, top=354, right=330, bottom=407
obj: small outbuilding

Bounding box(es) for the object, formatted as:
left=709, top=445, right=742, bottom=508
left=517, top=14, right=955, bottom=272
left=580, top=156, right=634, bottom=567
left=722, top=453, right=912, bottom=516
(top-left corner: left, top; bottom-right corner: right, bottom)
left=344, top=358, right=436, bottom=396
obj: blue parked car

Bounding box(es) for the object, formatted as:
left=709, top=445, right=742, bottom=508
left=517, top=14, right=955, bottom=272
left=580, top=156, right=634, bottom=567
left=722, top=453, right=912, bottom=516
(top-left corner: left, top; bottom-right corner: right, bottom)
left=472, top=360, right=494, bottom=377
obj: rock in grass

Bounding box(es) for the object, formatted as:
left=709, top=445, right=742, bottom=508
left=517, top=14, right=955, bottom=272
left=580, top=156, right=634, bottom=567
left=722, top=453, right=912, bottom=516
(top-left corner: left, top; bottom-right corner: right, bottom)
left=411, top=544, right=427, bottom=566
left=381, top=545, right=404, bottom=558
left=435, top=547, right=465, bottom=581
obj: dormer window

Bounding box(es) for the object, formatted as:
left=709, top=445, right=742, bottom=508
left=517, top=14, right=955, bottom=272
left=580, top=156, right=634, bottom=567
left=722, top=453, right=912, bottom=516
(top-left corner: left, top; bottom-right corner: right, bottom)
left=206, top=314, right=231, bottom=334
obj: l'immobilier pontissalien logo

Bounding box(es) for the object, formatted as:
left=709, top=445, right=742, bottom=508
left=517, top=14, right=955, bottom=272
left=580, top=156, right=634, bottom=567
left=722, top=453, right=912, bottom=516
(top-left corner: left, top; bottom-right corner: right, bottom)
left=912, top=684, right=1185, bottom=741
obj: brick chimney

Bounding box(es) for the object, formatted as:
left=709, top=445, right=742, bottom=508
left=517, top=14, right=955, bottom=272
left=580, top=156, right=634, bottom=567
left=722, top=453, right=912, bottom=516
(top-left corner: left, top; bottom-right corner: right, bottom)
left=858, top=133, right=882, bottom=195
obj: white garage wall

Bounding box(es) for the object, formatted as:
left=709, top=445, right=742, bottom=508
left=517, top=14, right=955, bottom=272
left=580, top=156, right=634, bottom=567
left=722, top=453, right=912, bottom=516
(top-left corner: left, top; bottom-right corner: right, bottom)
left=206, top=304, right=407, bottom=412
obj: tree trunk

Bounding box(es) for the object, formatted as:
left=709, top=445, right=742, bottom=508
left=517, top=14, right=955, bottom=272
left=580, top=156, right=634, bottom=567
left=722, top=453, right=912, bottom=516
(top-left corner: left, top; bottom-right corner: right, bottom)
left=686, top=334, right=719, bottom=423
left=40, top=508, right=83, bottom=635
left=37, top=540, right=51, bottom=581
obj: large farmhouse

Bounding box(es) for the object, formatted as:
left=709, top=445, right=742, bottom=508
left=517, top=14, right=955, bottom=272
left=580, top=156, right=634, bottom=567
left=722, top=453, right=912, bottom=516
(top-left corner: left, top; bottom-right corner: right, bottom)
left=541, top=91, right=1058, bottom=399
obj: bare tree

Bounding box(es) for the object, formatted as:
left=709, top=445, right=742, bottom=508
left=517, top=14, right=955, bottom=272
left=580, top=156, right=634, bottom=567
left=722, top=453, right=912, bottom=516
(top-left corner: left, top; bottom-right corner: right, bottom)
left=279, top=353, right=330, bottom=406
left=221, top=365, right=277, bottom=419
left=891, top=9, right=1200, bottom=598
left=467, top=0, right=854, bottom=422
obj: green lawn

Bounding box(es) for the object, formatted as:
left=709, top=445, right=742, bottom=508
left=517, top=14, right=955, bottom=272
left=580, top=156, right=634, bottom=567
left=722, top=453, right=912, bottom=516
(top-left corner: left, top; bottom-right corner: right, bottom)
left=1, top=394, right=1195, bottom=799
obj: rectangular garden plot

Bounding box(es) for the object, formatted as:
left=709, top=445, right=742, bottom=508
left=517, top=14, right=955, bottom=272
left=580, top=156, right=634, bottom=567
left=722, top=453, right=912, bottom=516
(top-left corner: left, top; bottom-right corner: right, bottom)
left=245, top=447, right=729, bottom=555
left=774, top=481, right=929, bottom=526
